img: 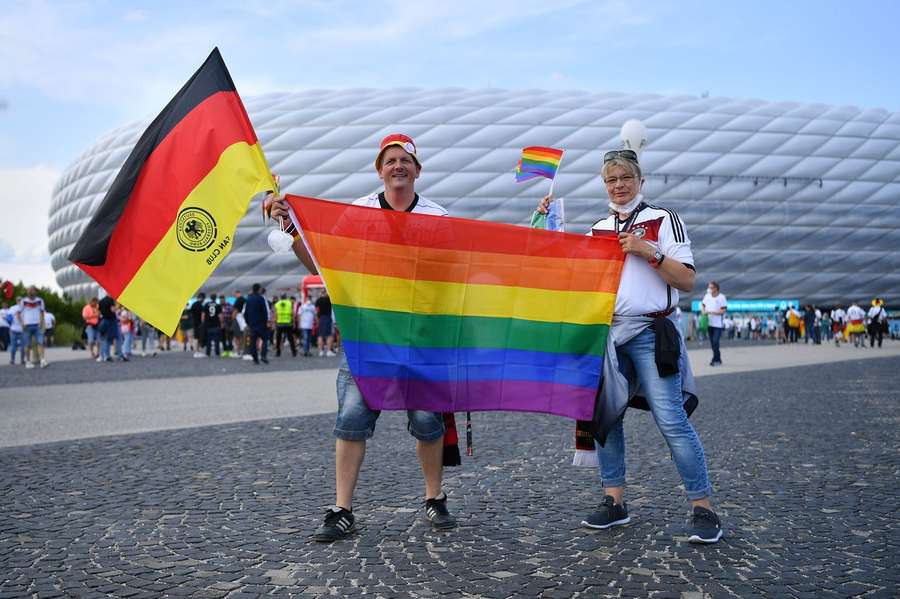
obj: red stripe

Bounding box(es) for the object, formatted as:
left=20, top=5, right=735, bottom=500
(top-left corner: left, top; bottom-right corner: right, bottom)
left=523, top=146, right=564, bottom=159
left=78, top=91, right=257, bottom=296
left=288, top=195, right=623, bottom=261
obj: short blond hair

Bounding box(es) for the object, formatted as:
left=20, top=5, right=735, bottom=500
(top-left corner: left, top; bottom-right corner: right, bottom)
left=601, top=157, right=642, bottom=181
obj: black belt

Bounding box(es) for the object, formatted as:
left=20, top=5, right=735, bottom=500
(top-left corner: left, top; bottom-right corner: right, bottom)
left=641, top=308, right=675, bottom=319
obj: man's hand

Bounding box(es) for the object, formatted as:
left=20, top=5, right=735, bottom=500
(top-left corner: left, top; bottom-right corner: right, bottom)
left=617, top=232, right=654, bottom=259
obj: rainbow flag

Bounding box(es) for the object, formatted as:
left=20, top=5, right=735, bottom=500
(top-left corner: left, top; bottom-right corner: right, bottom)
left=516, top=146, right=564, bottom=181
left=287, top=196, right=625, bottom=420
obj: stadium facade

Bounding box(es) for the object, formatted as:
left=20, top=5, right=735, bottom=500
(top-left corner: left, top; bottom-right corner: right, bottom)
left=49, top=88, right=900, bottom=305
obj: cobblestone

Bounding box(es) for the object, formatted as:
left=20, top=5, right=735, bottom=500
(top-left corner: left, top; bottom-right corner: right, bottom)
left=0, top=357, right=898, bottom=597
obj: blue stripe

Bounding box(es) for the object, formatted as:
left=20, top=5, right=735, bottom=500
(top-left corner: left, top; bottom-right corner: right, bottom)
left=343, top=341, right=602, bottom=388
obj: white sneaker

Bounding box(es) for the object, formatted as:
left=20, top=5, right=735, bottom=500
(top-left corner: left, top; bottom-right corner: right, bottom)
left=242, top=354, right=254, bottom=361
left=194, top=353, right=207, bottom=359
left=25, top=362, right=35, bottom=369
left=40, top=359, right=48, bottom=368
left=326, top=350, right=337, bottom=357
left=318, top=350, right=325, bottom=357
left=96, top=357, right=103, bottom=363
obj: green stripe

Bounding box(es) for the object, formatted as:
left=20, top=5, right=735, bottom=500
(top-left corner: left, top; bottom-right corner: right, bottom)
left=334, top=305, right=608, bottom=357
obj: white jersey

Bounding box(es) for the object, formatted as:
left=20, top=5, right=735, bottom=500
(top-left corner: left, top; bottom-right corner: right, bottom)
left=589, top=202, right=694, bottom=316
left=353, top=192, right=448, bottom=216
left=831, top=308, right=846, bottom=324
left=846, top=304, right=866, bottom=323
left=702, top=293, right=728, bottom=328
left=868, top=305, right=886, bottom=323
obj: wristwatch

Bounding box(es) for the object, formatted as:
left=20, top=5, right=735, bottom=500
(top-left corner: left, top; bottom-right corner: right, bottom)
left=649, top=249, right=665, bottom=268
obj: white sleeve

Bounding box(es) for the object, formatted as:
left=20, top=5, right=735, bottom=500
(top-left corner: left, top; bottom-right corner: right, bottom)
left=658, top=210, right=693, bottom=267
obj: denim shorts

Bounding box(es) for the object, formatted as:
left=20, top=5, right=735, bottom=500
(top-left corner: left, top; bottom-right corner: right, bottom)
left=333, top=356, right=444, bottom=442
left=85, top=325, right=98, bottom=343
left=23, top=324, right=44, bottom=347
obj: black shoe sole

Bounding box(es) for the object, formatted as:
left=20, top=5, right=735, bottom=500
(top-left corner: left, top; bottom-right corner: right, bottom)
left=312, top=526, right=356, bottom=543
left=581, top=516, right=631, bottom=529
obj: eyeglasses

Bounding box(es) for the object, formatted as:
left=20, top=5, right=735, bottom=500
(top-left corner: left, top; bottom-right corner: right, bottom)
left=604, top=174, right=636, bottom=186
left=603, top=149, right=639, bottom=163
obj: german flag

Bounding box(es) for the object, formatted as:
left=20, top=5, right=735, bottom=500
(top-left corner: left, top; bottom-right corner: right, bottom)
left=69, top=48, right=275, bottom=335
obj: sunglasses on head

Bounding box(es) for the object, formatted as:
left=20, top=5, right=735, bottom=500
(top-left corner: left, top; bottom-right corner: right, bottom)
left=603, top=149, right=639, bottom=163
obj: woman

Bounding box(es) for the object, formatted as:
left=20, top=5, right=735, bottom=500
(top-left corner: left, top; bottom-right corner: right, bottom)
left=535, top=149, right=722, bottom=543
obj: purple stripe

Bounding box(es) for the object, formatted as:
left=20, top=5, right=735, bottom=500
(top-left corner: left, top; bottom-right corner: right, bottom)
left=354, top=376, right=597, bottom=421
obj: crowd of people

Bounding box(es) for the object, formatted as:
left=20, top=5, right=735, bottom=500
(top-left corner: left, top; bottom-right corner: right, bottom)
left=687, top=298, right=892, bottom=348
left=69, top=284, right=340, bottom=366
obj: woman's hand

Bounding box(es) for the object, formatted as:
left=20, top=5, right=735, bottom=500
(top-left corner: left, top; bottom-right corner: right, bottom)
left=535, top=194, right=553, bottom=214
left=617, top=232, right=654, bottom=259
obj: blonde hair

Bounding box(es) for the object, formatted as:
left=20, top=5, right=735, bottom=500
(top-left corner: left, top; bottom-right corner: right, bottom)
left=601, top=157, right=643, bottom=181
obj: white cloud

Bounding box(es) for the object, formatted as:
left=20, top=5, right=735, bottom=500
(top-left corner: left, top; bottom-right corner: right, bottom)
left=0, top=165, right=60, bottom=264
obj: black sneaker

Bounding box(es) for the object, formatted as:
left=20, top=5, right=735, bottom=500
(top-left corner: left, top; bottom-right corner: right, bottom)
left=424, top=493, right=457, bottom=530
left=582, top=495, right=630, bottom=529
left=688, top=506, right=723, bottom=544
left=313, top=506, right=355, bottom=542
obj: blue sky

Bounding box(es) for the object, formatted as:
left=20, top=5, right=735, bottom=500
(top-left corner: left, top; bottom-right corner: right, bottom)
left=1, top=0, right=898, bottom=289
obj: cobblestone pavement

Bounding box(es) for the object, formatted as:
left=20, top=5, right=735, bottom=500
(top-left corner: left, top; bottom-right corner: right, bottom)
left=1, top=357, right=898, bottom=598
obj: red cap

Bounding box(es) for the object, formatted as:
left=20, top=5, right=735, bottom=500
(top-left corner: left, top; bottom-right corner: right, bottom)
left=375, top=133, right=420, bottom=170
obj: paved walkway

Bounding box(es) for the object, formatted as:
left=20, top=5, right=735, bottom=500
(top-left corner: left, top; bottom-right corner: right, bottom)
left=2, top=340, right=899, bottom=448
left=1, top=356, right=898, bottom=598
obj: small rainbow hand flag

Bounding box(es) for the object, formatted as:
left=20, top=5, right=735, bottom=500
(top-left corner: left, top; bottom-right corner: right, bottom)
left=515, top=146, right=564, bottom=182
left=288, top=195, right=625, bottom=421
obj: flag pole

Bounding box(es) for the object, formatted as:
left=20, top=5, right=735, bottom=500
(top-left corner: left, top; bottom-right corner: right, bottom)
left=547, top=151, right=565, bottom=199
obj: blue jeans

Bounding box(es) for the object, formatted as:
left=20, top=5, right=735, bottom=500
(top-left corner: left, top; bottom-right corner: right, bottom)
left=9, top=330, right=24, bottom=364
left=708, top=326, right=723, bottom=364
left=597, top=328, right=712, bottom=500
left=249, top=327, right=268, bottom=361
left=334, top=355, right=444, bottom=441
left=301, top=328, right=312, bottom=354
left=206, top=328, right=221, bottom=356
left=23, top=324, right=44, bottom=349
left=98, top=319, right=121, bottom=360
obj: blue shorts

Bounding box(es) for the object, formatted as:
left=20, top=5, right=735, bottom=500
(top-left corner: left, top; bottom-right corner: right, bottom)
left=23, top=324, right=44, bottom=347
left=318, top=315, right=333, bottom=338
left=86, top=325, right=98, bottom=343
left=334, top=356, right=444, bottom=442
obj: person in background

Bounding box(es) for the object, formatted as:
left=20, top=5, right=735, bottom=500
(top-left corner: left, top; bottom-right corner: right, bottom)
left=189, top=292, right=206, bottom=357
left=7, top=297, right=25, bottom=365
left=203, top=293, right=223, bottom=357
left=846, top=301, right=867, bottom=348
left=243, top=283, right=270, bottom=365
left=298, top=294, right=316, bottom=357
left=0, top=300, right=10, bottom=351
left=43, top=310, right=56, bottom=347
left=221, top=296, right=235, bottom=357
left=118, top=306, right=135, bottom=359
left=316, top=289, right=336, bottom=357
left=274, top=293, right=298, bottom=357
left=831, top=304, right=846, bottom=347
left=803, top=305, right=817, bottom=344
left=867, top=299, right=887, bottom=349
left=786, top=305, right=801, bottom=343
left=82, top=297, right=100, bottom=359
left=701, top=282, right=727, bottom=366
left=19, top=286, right=48, bottom=368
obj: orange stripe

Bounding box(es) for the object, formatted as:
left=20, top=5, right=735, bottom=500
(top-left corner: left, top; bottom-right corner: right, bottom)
left=305, top=231, right=623, bottom=293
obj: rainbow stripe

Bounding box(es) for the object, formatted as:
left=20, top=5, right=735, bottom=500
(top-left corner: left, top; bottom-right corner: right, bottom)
left=288, top=195, right=624, bottom=420
left=517, top=146, right=564, bottom=181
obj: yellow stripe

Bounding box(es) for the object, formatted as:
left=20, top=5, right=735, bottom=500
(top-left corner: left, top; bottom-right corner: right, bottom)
left=118, top=142, right=274, bottom=335
left=320, top=267, right=615, bottom=325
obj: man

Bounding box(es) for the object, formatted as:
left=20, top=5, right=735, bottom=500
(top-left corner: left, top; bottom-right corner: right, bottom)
left=189, top=292, right=206, bottom=357
left=268, top=133, right=457, bottom=541
left=98, top=294, right=126, bottom=362
left=274, top=294, right=298, bottom=357
left=221, top=296, right=235, bottom=357
left=7, top=297, right=24, bottom=365
left=867, top=299, right=887, bottom=348
left=0, top=300, right=10, bottom=352
left=82, top=297, right=101, bottom=358
left=243, top=283, right=270, bottom=365
left=831, top=304, right=846, bottom=346
left=846, top=301, right=867, bottom=348
left=43, top=310, right=56, bottom=347
left=203, top=293, right=223, bottom=357
left=19, top=286, right=48, bottom=368
left=315, top=289, right=336, bottom=357
left=701, top=282, right=727, bottom=366
left=298, top=294, right=316, bottom=357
